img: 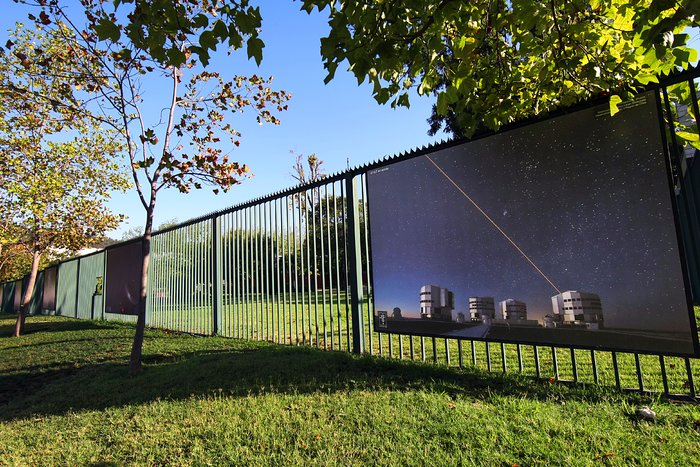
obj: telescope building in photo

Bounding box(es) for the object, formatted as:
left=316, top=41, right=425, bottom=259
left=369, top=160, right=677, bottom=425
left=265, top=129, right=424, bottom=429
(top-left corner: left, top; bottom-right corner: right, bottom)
left=469, top=296, right=495, bottom=322
left=420, top=285, right=454, bottom=321
left=499, top=299, right=527, bottom=320
left=550, top=290, right=604, bottom=329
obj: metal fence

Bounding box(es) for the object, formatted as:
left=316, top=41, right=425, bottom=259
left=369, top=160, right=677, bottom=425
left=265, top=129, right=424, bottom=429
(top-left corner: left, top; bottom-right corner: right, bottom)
left=3, top=68, right=700, bottom=400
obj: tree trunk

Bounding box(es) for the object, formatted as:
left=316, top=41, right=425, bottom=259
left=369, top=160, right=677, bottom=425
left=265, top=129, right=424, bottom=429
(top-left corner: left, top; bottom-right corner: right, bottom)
left=14, top=250, right=40, bottom=337
left=129, top=201, right=155, bottom=375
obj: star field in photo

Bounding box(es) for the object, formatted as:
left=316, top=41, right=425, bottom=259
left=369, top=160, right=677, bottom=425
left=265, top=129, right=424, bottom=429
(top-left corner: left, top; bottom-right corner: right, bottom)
left=367, top=93, right=693, bottom=339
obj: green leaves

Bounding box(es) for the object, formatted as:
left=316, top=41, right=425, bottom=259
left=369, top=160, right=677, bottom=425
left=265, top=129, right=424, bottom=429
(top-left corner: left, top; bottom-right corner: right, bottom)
left=246, top=37, right=265, bottom=66
left=94, top=18, right=121, bottom=42
left=609, top=95, right=623, bottom=116
left=302, top=0, right=699, bottom=137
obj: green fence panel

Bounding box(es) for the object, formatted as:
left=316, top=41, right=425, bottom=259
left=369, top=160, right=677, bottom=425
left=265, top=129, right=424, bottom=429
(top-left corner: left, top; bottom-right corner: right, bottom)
left=28, top=271, right=45, bottom=315
left=76, top=253, right=105, bottom=320
left=148, top=220, right=213, bottom=334
left=42, top=267, right=58, bottom=313
left=56, top=259, right=79, bottom=316
left=2, top=282, right=15, bottom=313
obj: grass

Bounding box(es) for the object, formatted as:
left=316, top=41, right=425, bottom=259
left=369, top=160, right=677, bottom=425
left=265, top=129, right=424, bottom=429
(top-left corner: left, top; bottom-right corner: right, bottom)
left=0, top=313, right=699, bottom=465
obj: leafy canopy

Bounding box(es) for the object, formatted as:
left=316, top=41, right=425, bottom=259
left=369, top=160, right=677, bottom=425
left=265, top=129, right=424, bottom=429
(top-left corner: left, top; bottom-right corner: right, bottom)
left=299, top=0, right=698, bottom=136
left=0, top=25, right=128, bottom=258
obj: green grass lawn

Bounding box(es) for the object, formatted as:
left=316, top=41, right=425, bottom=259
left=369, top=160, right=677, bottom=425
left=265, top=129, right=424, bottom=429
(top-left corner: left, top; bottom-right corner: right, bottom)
left=1, top=313, right=699, bottom=466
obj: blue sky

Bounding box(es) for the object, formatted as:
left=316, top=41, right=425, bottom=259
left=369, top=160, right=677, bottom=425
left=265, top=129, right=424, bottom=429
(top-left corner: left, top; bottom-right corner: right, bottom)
left=0, top=2, right=445, bottom=237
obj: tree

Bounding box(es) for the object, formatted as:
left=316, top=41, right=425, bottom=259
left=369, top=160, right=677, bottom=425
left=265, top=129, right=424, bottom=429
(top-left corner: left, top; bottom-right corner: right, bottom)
left=25, top=1, right=291, bottom=373
left=300, top=0, right=698, bottom=137
left=0, top=25, right=128, bottom=336
left=290, top=151, right=327, bottom=211
left=291, top=151, right=327, bottom=186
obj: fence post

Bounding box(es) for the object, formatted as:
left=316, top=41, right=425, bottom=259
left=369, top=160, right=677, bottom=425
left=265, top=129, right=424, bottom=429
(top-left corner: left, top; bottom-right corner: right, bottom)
left=212, top=215, right=222, bottom=336
left=345, top=174, right=365, bottom=354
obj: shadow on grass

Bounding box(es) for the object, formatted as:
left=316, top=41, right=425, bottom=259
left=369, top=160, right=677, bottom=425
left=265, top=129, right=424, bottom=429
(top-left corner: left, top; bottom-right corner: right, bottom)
left=0, top=317, right=646, bottom=422
left=0, top=316, right=109, bottom=337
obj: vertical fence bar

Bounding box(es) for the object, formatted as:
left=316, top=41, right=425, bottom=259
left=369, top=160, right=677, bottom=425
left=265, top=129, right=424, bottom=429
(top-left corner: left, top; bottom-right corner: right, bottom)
left=471, top=341, right=476, bottom=367
left=517, top=344, right=523, bottom=373
left=571, top=348, right=578, bottom=383
left=457, top=339, right=463, bottom=368
left=659, top=355, right=669, bottom=395
left=551, top=347, right=559, bottom=380
left=212, top=216, right=221, bottom=335
left=486, top=342, right=492, bottom=372
left=74, top=260, right=81, bottom=319
left=612, top=352, right=621, bottom=390
left=686, top=357, right=696, bottom=398
left=634, top=353, right=644, bottom=392
left=500, top=343, right=506, bottom=373
left=534, top=346, right=541, bottom=378
left=591, top=350, right=599, bottom=384
left=346, top=175, right=365, bottom=354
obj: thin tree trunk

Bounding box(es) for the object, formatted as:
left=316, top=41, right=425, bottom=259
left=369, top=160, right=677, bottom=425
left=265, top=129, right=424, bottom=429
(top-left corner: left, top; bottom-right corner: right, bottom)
left=129, top=199, right=155, bottom=375
left=14, top=250, right=40, bottom=337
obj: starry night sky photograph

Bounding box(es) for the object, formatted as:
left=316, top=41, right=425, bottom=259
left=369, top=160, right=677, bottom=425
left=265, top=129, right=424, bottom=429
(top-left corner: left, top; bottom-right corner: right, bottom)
left=367, top=92, right=695, bottom=345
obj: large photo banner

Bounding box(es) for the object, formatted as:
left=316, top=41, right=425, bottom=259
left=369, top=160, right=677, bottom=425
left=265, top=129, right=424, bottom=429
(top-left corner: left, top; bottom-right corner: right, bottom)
left=367, top=92, right=699, bottom=356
